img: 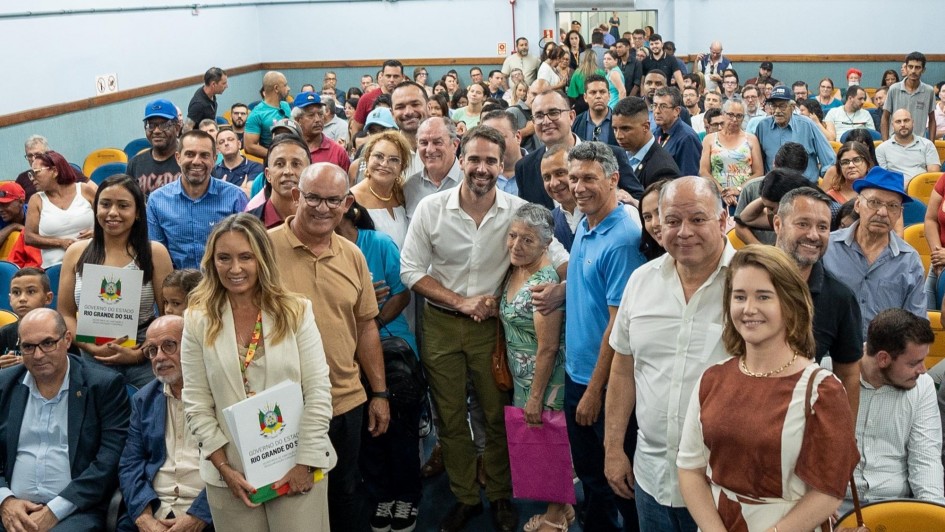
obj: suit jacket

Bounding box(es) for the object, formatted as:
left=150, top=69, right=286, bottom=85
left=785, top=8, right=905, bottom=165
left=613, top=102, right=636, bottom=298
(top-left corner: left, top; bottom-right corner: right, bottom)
left=0, top=355, right=130, bottom=514
left=181, top=299, right=336, bottom=488
left=118, top=379, right=212, bottom=526
left=514, top=139, right=645, bottom=209
left=633, top=142, right=681, bottom=189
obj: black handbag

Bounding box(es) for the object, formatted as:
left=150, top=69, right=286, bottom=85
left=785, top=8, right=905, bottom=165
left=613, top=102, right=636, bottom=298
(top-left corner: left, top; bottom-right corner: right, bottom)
left=380, top=334, right=428, bottom=408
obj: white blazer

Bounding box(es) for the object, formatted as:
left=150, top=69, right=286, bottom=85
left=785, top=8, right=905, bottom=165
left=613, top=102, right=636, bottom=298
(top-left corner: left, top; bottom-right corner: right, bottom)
left=181, top=298, right=336, bottom=487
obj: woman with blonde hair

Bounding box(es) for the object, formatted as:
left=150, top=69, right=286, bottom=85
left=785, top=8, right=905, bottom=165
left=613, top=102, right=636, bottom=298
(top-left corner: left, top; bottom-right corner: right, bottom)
left=182, top=213, right=334, bottom=532
left=678, top=245, right=858, bottom=532
left=505, top=80, right=529, bottom=107
left=567, top=50, right=605, bottom=113
left=350, top=130, right=412, bottom=248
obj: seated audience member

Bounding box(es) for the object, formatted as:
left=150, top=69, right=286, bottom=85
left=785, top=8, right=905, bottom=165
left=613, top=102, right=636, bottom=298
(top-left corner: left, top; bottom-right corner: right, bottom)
left=796, top=98, right=832, bottom=140
left=844, top=309, right=944, bottom=513
left=322, top=97, right=350, bottom=146
left=692, top=91, right=722, bottom=134
left=24, top=151, right=96, bottom=269
left=247, top=134, right=309, bottom=229
left=735, top=169, right=812, bottom=245
left=572, top=75, right=618, bottom=146
left=651, top=87, right=702, bottom=175
left=118, top=315, right=211, bottom=532
left=0, top=182, right=27, bottom=253
left=732, top=142, right=809, bottom=248
left=825, top=140, right=875, bottom=204
left=197, top=119, right=219, bottom=140
left=824, top=86, right=875, bottom=141
left=823, top=167, right=925, bottom=334
left=0, top=308, right=130, bottom=531
left=612, top=96, right=680, bottom=189
left=16, top=135, right=50, bottom=200
left=755, top=86, right=836, bottom=182
left=292, top=92, right=351, bottom=171
left=791, top=81, right=809, bottom=103
left=815, top=77, right=841, bottom=115
left=161, top=269, right=202, bottom=317
left=128, top=99, right=183, bottom=196
left=869, top=87, right=889, bottom=131
left=229, top=103, right=249, bottom=143
left=147, top=130, right=249, bottom=269
left=243, top=71, right=292, bottom=158
left=876, top=109, right=941, bottom=182
left=211, top=128, right=263, bottom=188
left=702, top=108, right=725, bottom=136
left=0, top=268, right=53, bottom=364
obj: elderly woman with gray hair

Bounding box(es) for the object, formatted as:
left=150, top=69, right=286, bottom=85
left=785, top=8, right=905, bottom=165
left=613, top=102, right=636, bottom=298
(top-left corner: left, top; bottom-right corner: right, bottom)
left=499, top=203, right=572, bottom=531
left=698, top=98, right=764, bottom=207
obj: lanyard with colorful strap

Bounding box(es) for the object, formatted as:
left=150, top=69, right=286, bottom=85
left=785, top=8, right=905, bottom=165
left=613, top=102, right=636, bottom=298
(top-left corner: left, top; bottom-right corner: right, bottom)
left=240, top=311, right=263, bottom=396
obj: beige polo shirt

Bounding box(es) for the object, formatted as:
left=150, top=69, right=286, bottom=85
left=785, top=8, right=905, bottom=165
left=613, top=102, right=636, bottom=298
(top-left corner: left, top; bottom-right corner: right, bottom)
left=269, top=217, right=378, bottom=416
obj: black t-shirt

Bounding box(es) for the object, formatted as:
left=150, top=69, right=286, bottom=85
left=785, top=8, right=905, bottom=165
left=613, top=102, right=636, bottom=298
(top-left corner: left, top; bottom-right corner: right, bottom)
left=126, top=151, right=180, bottom=195
left=809, top=261, right=863, bottom=364
left=187, top=86, right=217, bottom=125
left=642, top=54, right=680, bottom=82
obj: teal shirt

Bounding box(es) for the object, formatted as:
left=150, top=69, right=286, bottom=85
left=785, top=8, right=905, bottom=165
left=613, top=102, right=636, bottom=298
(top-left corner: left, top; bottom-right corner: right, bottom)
left=245, top=101, right=292, bottom=148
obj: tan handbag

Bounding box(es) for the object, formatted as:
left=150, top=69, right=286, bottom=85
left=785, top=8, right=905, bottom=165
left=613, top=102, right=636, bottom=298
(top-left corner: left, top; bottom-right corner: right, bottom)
left=492, top=319, right=513, bottom=392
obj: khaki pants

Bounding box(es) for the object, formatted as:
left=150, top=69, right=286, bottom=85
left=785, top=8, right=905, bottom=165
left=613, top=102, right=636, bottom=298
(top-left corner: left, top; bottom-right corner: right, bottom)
left=206, top=476, right=330, bottom=531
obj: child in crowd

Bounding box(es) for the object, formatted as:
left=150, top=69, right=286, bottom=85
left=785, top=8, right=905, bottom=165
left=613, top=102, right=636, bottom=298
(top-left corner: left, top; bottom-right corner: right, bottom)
left=161, top=269, right=202, bottom=317
left=0, top=267, right=54, bottom=366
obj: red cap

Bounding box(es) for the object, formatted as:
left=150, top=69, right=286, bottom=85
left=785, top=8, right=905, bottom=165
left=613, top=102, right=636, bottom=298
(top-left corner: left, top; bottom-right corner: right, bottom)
left=0, top=182, right=25, bottom=203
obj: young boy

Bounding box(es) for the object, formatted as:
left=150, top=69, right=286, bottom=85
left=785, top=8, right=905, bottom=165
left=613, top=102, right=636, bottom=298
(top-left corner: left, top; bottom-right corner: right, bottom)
left=0, top=267, right=54, bottom=367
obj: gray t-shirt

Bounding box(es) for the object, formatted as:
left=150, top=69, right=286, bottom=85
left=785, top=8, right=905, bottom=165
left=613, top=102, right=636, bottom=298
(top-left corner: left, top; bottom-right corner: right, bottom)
left=733, top=176, right=776, bottom=244
left=883, top=80, right=936, bottom=138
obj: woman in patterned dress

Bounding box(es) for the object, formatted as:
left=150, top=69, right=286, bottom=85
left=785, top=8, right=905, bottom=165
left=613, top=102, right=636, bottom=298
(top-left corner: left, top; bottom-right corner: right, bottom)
left=699, top=99, right=764, bottom=208
left=677, top=245, right=858, bottom=532
left=498, top=203, right=571, bottom=532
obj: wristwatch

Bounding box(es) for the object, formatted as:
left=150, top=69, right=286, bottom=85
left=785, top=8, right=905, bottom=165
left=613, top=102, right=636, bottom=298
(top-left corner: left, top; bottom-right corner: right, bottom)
left=370, top=390, right=391, bottom=400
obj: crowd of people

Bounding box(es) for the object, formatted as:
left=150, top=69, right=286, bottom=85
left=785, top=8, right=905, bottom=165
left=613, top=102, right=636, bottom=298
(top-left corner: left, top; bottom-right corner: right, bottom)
left=0, top=21, right=945, bottom=532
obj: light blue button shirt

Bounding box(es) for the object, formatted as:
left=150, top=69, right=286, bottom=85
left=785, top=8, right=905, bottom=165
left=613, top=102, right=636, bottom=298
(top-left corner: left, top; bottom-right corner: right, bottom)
left=496, top=174, right=519, bottom=197
left=0, top=359, right=77, bottom=520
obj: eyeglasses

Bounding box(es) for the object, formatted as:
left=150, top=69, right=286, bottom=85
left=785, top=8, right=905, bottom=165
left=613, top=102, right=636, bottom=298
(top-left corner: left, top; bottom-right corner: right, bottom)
left=839, top=156, right=865, bottom=166
left=724, top=112, right=745, bottom=120
left=145, top=120, right=178, bottom=132
left=708, top=121, right=725, bottom=128
left=24, top=152, right=44, bottom=163
left=369, top=152, right=403, bottom=167
left=770, top=101, right=793, bottom=111
left=143, top=339, right=179, bottom=359
left=27, top=167, right=52, bottom=181
left=300, top=192, right=348, bottom=209
left=861, top=196, right=903, bottom=214
left=532, top=108, right=569, bottom=123
left=653, top=103, right=677, bottom=111
left=19, top=332, right=65, bottom=356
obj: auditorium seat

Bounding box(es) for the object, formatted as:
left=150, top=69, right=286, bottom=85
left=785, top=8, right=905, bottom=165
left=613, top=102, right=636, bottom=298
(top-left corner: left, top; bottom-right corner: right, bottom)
left=0, top=261, right=19, bottom=312
left=902, top=224, right=930, bottom=275
left=836, top=499, right=945, bottom=530
left=906, top=172, right=941, bottom=204
left=89, top=162, right=128, bottom=185
left=901, top=198, right=926, bottom=226
left=726, top=229, right=747, bottom=250
left=123, top=138, right=150, bottom=160
left=82, top=148, right=127, bottom=177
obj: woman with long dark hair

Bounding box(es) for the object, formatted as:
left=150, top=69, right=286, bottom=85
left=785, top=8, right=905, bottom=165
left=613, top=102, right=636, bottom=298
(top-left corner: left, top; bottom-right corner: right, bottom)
left=59, top=174, right=173, bottom=387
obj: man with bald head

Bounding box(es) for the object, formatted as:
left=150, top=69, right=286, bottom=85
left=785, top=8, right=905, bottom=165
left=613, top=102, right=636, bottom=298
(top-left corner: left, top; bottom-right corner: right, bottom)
left=118, top=316, right=212, bottom=532
left=268, top=163, right=387, bottom=532
left=695, top=41, right=730, bottom=93
left=875, top=109, right=941, bottom=181
left=605, top=177, right=734, bottom=530
left=244, top=71, right=293, bottom=158
left=0, top=308, right=130, bottom=532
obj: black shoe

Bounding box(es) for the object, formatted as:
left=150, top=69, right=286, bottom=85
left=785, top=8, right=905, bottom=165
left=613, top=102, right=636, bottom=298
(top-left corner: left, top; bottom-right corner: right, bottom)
left=440, top=501, right=483, bottom=532
left=370, top=501, right=394, bottom=532
left=490, top=499, right=518, bottom=532
left=391, top=500, right=419, bottom=532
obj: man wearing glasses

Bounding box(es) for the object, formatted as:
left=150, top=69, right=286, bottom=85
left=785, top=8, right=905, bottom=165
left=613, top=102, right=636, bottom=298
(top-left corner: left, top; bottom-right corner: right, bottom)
left=823, top=166, right=926, bottom=335
left=0, top=308, right=130, bottom=532
left=15, top=135, right=51, bottom=200
left=128, top=99, right=182, bottom=196
left=651, top=87, right=702, bottom=176
left=118, top=315, right=212, bottom=532
left=754, top=86, right=836, bottom=182
left=269, top=163, right=388, bottom=530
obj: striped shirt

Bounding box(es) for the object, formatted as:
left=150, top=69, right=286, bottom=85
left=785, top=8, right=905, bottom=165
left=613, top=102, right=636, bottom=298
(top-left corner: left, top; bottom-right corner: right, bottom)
left=146, top=178, right=248, bottom=269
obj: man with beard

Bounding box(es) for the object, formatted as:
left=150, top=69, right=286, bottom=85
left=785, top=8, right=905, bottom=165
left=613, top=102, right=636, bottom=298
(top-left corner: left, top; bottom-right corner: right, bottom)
left=754, top=86, right=835, bottom=182
left=825, top=85, right=875, bottom=141
left=118, top=316, right=212, bottom=532
left=244, top=71, right=292, bottom=158
left=127, top=99, right=182, bottom=195
left=229, top=103, right=249, bottom=143
left=501, top=37, right=541, bottom=85
left=146, top=130, right=248, bottom=269
left=773, top=187, right=863, bottom=414
left=823, top=166, right=925, bottom=335
left=247, top=134, right=308, bottom=229
left=390, top=81, right=430, bottom=176
left=401, top=126, right=568, bottom=532
left=613, top=39, right=641, bottom=97
left=843, top=309, right=943, bottom=512
left=291, top=92, right=350, bottom=170
left=876, top=109, right=941, bottom=181
left=572, top=75, right=619, bottom=146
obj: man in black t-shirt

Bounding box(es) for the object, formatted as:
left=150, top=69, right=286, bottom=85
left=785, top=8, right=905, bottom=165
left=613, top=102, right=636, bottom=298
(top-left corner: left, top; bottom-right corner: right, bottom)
left=187, top=67, right=228, bottom=125
left=127, top=99, right=181, bottom=195
left=641, top=34, right=684, bottom=89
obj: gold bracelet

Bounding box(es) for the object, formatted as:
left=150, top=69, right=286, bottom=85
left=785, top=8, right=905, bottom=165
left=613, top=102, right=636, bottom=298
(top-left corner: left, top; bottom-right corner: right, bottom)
left=214, top=461, right=229, bottom=470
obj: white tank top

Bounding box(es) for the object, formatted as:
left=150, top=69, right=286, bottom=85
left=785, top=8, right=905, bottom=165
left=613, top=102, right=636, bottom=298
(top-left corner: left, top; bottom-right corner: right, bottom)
left=38, top=184, right=94, bottom=268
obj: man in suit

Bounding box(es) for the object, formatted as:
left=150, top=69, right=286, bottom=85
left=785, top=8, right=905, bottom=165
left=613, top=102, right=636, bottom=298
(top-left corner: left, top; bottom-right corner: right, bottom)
left=119, top=315, right=211, bottom=532
left=514, top=90, right=643, bottom=210
left=0, top=308, right=130, bottom=532
left=612, top=96, right=681, bottom=188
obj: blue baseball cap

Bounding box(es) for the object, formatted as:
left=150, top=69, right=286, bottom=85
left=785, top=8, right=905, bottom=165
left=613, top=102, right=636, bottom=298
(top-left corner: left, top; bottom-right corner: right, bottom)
left=144, top=99, right=177, bottom=120
left=767, top=86, right=794, bottom=102
left=294, top=91, right=323, bottom=109
left=365, top=108, right=398, bottom=130
left=852, top=166, right=913, bottom=203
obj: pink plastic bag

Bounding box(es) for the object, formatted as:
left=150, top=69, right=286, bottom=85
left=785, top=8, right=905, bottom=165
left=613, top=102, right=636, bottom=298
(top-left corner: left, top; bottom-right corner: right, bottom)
left=504, top=406, right=577, bottom=504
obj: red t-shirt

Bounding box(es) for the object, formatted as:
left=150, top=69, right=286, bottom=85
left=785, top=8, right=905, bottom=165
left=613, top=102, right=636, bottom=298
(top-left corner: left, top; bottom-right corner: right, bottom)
left=353, top=88, right=383, bottom=125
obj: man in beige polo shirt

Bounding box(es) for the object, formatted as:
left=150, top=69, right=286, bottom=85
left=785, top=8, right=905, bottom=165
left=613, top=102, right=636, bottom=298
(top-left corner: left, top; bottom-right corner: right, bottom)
left=269, top=162, right=388, bottom=532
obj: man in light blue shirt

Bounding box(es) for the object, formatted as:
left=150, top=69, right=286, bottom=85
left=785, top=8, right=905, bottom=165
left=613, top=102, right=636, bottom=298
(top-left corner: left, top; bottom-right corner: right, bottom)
left=755, top=85, right=836, bottom=182
left=482, top=110, right=523, bottom=197
left=147, top=130, right=248, bottom=269
left=0, top=308, right=129, bottom=531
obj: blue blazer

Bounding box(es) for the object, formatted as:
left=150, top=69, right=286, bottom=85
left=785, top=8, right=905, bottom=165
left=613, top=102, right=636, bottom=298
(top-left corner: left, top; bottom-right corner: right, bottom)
left=0, top=355, right=130, bottom=516
left=118, top=379, right=212, bottom=527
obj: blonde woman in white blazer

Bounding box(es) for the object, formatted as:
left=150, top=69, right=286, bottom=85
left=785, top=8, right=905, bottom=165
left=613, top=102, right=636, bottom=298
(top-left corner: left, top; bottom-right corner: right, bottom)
left=182, top=213, right=336, bottom=531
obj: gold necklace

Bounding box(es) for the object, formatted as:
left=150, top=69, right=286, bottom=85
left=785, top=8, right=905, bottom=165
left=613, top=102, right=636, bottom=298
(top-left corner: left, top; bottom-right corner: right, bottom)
left=369, top=185, right=393, bottom=202
left=739, top=351, right=798, bottom=378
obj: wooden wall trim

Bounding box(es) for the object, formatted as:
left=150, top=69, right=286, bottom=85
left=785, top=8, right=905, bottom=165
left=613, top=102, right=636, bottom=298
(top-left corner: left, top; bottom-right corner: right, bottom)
left=3, top=54, right=942, bottom=128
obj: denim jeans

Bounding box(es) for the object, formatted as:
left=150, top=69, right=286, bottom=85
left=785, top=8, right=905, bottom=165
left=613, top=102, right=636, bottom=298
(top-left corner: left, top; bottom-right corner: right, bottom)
left=634, top=481, right=697, bottom=532
left=564, top=375, right=638, bottom=532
